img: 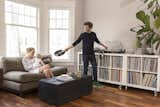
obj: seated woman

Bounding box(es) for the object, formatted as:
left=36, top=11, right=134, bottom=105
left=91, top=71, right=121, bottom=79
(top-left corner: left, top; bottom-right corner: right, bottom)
left=22, top=47, right=53, bottom=78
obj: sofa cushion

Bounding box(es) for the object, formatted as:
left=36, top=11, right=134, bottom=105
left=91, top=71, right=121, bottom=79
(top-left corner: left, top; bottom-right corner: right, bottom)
left=3, top=80, right=38, bottom=92
left=4, top=71, right=44, bottom=83
left=51, top=66, right=67, bottom=76
left=2, top=57, right=26, bottom=73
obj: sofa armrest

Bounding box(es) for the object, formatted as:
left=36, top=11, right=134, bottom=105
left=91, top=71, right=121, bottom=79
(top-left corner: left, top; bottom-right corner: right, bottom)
left=51, top=66, right=68, bottom=76
left=0, top=68, right=3, bottom=88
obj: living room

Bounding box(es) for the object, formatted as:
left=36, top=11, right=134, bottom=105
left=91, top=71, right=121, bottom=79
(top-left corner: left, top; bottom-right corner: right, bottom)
left=0, top=0, right=160, bottom=107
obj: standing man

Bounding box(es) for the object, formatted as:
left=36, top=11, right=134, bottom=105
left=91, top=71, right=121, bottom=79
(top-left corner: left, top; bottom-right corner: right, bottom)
left=64, top=21, right=108, bottom=81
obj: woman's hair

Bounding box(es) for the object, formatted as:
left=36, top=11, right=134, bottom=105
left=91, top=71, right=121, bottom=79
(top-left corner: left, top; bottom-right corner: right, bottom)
left=26, top=47, right=35, bottom=53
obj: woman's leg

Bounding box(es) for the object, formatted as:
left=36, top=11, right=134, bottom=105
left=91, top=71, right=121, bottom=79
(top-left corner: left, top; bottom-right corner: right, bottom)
left=40, top=65, right=53, bottom=78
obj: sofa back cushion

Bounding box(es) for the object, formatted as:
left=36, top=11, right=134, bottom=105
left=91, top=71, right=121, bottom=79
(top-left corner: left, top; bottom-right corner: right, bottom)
left=2, top=57, right=26, bottom=73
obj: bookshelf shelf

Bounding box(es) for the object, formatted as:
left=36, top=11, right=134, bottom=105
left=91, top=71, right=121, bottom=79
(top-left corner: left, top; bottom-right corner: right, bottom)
left=77, top=52, right=160, bottom=96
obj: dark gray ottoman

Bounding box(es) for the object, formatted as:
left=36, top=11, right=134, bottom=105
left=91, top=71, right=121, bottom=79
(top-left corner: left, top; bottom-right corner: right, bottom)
left=38, top=75, right=92, bottom=106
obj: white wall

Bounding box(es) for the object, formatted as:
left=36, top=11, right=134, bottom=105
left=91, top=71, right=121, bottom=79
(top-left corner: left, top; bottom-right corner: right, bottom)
left=0, top=0, right=5, bottom=56
left=83, top=0, right=143, bottom=49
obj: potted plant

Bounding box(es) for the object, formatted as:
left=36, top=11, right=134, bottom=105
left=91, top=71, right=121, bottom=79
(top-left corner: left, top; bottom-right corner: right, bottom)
left=131, top=0, right=160, bottom=55
left=135, top=36, right=143, bottom=54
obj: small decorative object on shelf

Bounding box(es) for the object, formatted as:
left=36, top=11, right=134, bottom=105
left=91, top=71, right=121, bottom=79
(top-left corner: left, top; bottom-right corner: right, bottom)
left=77, top=52, right=160, bottom=96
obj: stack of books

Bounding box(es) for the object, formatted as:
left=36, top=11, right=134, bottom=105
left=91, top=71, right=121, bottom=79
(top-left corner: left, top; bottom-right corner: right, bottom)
left=99, top=55, right=110, bottom=67
left=127, top=72, right=140, bottom=85
left=99, top=68, right=109, bottom=80
left=112, top=56, right=123, bottom=68
left=111, top=70, right=121, bottom=82
left=142, top=74, right=157, bottom=88
left=142, top=58, right=157, bottom=72
left=128, top=57, right=141, bottom=70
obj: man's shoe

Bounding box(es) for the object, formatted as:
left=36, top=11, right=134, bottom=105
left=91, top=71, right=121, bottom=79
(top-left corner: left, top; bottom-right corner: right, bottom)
left=92, top=81, right=103, bottom=87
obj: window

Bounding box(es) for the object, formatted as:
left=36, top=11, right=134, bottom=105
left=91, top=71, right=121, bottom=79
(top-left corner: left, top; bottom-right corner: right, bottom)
left=49, top=9, right=70, bottom=60
left=5, top=0, right=38, bottom=57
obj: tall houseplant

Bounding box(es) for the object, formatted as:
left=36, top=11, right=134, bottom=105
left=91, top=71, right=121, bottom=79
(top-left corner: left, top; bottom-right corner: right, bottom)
left=131, top=0, right=160, bottom=54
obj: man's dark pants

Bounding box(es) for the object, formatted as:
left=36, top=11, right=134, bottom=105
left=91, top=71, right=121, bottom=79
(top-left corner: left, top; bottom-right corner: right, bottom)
left=83, top=54, right=97, bottom=81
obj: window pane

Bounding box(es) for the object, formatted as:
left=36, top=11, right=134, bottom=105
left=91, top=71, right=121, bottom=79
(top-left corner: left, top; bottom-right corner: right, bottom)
left=56, top=10, right=62, bottom=19
left=24, top=5, right=31, bottom=16
left=19, top=15, right=25, bottom=25
left=5, top=13, right=12, bottom=23
left=50, top=10, right=56, bottom=19
left=50, top=19, right=56, bottom=28
left=62, top=10, right=69, bottom=19
left=5, top=1, right=38, bottom=57
left=6, top=25, right=37, bottom=57
left=12, top=2, right=19, bottom=13
left=49, top=30, right=69, bottom=59
left=49, top=9, right=70, bottom=60
left=56, top=19, right=62, bottom=28
left=62, top=19, right=69, bottom=28
left=30, top=17, right=36, bottom=27
left=30, top=7, right=36, bottom=17
left=5, top=1, right=13, bottom=12
left=19, top=4, right=25, bottom=15
left=5, top=1, right=37, bottom=27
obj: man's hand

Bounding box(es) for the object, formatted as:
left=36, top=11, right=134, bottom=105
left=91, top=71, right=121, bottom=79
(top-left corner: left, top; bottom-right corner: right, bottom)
left=104, top=45, right=108, bottom=50
left=64, top=48, right=69, bottom=52
left=64, top=46, right=74, bottom=52
left=100, top=43, right=108, bottom=50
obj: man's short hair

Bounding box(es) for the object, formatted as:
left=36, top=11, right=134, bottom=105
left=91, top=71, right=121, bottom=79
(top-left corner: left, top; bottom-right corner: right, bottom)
left=84, top=21, right=93, bottom=28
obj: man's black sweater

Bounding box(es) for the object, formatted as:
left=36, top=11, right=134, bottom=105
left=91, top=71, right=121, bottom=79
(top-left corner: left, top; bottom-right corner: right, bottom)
left=72, top=32, right=101, bottom=55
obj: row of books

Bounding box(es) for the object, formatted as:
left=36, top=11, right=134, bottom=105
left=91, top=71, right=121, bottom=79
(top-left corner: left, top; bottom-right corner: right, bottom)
left=127, top=71, right=141, bottom=85
left=79, top=54, right=123, bottom=68
left=99, top=68, right=109, bottom=80
left=142, top=74, right=157, bottom=88
left=127, top=58, right=141, bottom=70
left=110, top=70, right=121, bottom=82
left=128, top=71, right=157, bottom=88
left=98, top=55, right=110, bottom=67
left=79, top=54, right=110, bottom=67
left=142, top=58, right=158, bottom=72
left=111, top=56, right=123, bottom=68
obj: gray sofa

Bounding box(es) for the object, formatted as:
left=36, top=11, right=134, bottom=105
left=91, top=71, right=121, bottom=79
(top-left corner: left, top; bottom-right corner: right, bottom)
left=1, top=57, right=67, bottom=96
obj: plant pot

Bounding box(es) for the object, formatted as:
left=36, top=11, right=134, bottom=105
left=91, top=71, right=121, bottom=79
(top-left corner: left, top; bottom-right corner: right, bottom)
left=135, top=48, right=143, bottom=54
left=146, top=48, right=154, bottom=55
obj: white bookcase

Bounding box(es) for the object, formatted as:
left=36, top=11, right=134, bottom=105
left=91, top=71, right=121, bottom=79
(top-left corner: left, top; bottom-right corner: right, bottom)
left=77, top=52, right=160, bottom=96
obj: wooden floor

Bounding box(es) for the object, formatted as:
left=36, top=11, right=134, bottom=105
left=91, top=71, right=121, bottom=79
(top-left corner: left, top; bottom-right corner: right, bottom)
left=0, top=85, right=160, bottom=107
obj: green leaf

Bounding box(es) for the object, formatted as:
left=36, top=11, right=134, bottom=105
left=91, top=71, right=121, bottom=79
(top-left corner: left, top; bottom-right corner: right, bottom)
left=136, top=11, right=150, bottom=29
left=152, top=34, right=160, bottom=44
left=155, top=42, right=160, bottom=50
left=153, top=8, right=160, bottom=18
left=147, top=0, right=155, bottom=9
left=154, top=17, right=160, bottom=28
left=145, top=33, right=154, bottom=47
left=144, top=0, right=149, bottom=3
left=137, top=27, right=150, bottom=35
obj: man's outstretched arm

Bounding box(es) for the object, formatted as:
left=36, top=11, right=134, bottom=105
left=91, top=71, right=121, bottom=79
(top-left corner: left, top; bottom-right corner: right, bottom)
left=64, top=35, right=82, bottom=52
left=64, top=45, right=74, bottom=52
left=99, top=43, right=108, bottom=49
left=95, top=34, right=108, bottom=49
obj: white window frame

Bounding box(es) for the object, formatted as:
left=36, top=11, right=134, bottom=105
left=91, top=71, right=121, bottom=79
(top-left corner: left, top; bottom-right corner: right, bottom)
left=5, top=0, right=39, bottom=57
left=48, top=8, right=74, bottom=62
